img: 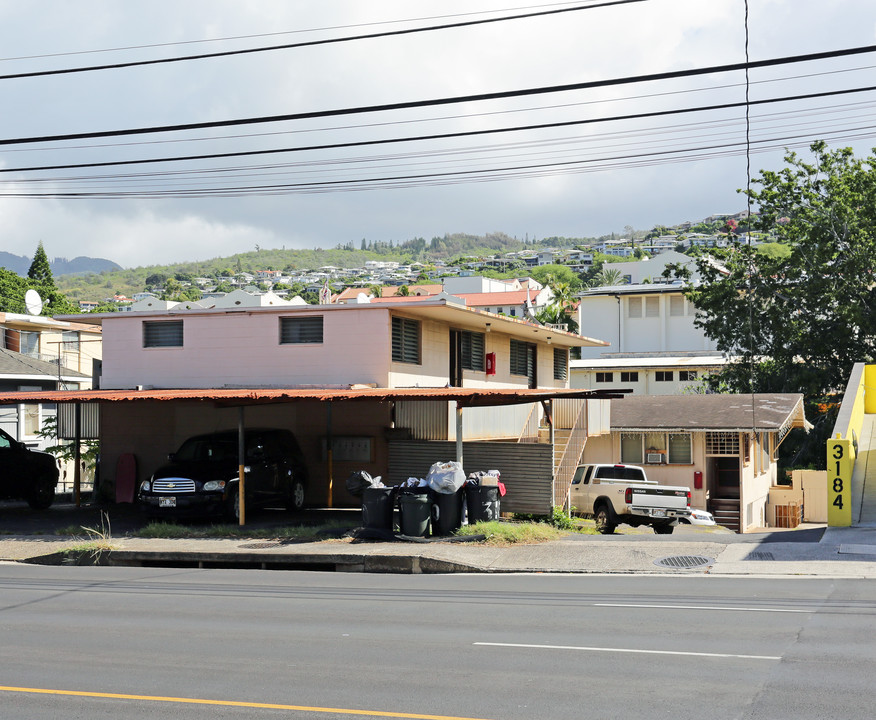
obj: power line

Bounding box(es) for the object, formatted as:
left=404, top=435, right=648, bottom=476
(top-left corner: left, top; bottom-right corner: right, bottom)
left=3, top=43, right=875, bottom=147
left=20, top=104, right=869, bottom=187
left=6, top=61, right=873, bottom=156
left=7, top=125, right=876, bottom=199
left=4, top=82, right=875, bottom=174
left=0, top=0, right=646, bottom=81
left=0, top=2, right=609, bottom=62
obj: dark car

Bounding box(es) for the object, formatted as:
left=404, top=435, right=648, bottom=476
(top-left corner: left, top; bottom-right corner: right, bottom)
left=138, top=429, right=308, bottom=520
left=0, top=427, right=60, bottom=509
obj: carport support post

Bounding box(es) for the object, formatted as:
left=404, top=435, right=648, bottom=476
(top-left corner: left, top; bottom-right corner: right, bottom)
left=456, top=403, right=463, bottom=468
left=326, top=403, right=333, bottom=508
left=74, top=402, right=82, bottom=507
left=238, top=407, right=246, bottom=526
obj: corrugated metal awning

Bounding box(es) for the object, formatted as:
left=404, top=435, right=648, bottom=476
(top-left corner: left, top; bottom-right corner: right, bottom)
left=0, top=386, right=628, bottom=408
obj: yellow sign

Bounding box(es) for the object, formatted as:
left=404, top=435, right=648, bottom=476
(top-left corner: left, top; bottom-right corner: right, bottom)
left=827, top=437, right=853, bottom=526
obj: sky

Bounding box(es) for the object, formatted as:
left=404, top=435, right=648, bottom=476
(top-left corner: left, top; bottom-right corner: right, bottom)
left=0, top=0, right=875, bottom=269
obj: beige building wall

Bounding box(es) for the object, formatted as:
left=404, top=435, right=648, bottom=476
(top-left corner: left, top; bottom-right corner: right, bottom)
left=102, top=308, right=392, bottom=389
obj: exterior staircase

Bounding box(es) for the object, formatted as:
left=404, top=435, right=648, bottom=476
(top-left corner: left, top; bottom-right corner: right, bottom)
left=709, top=498, right=741, bottom=532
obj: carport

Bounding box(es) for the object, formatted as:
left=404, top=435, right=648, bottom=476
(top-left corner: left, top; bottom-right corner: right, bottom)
left=0, top=386, right=624, bottom=521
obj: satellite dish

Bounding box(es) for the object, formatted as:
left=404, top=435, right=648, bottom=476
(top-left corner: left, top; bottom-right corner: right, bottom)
left=24, top=289, right=43, bottom=316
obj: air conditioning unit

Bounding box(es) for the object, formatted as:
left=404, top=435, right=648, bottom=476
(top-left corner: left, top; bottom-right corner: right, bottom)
left=646, top=453, right=666, bottom=464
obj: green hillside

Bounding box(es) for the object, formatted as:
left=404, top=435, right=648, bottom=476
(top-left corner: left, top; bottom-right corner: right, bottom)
left=54, top=232, right=595, bottom=303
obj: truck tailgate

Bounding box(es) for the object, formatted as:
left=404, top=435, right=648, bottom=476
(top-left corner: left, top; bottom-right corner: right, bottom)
left=628, top=486, right=689, bottom=510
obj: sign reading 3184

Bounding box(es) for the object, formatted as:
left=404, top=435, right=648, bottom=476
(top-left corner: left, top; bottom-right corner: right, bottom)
left=827, top=438, right=852, bottom=527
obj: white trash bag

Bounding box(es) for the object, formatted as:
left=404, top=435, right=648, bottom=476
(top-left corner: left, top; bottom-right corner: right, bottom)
left=426, top=461, right=466, bottom=494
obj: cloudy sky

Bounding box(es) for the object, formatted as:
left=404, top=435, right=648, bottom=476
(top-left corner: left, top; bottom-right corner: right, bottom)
left=1, top=0, right=874, bottom=268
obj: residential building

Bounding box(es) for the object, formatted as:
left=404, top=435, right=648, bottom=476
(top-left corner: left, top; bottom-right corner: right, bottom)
left=575, top=283, right=719, bottom=360
left=580, top=394, right=809, bottom=532
left=54, top=293, right=609, bottom=512
left=572, top=354, right=728, bottom=395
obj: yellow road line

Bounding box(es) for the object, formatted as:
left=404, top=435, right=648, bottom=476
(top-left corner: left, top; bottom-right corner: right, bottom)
left=0, top=685, right=494, bottom=720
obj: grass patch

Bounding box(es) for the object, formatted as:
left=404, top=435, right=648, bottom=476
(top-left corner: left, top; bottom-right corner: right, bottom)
left=133, top=520, right=352, bottom=540
left=456, top=520, right=567, bottom=544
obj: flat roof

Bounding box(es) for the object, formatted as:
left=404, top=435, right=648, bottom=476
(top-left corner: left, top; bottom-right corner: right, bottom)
left=58, top=296, right=608, bottom=348
left=0, top=386, right=628, bottom=408
left=571, top=355, right=728, bottom=370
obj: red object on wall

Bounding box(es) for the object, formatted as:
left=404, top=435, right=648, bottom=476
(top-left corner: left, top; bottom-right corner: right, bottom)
left=485, top=352, right=496, bottom=375
left=694, top=470, right=703, bottom=490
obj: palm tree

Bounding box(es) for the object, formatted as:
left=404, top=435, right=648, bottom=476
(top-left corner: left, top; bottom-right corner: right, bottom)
left=591, top=267, right=624, bottom=287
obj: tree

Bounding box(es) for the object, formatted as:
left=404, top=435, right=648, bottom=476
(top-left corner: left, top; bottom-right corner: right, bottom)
left=27, top=242, right=54, bottom=285
left=684, top=141, right=876, bottom=400
left=528, top=264, right=583, bottom=292
left=590, top=267, right=624, bottom=287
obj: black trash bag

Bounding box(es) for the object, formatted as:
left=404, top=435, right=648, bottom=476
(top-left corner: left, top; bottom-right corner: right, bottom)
left=346, top=470, right=374, bottom=498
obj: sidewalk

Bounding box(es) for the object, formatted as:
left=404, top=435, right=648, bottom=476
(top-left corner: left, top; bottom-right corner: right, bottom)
left=3, top=521, right=876, bottom=577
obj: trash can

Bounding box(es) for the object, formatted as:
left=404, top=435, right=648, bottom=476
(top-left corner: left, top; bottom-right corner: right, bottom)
left=361, top=486, right=396, bottom=531
left=398, top=491, right=431, bottom=537
left=465, top=484, right=501, bottom=523
left=430, top=488, right=464, bottom=536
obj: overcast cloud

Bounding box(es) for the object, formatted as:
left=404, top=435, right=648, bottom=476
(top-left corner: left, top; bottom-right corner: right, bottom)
left=0, top=0, right=874, bottom=268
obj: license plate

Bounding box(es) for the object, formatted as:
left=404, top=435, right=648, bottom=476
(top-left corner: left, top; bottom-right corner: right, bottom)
left=159, top=497, right=177, bottom=508
left=653, top=509, right=666, bottom=517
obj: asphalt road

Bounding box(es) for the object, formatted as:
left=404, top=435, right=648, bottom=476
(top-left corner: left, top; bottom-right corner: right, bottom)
left=1, top=566, right=875, bottom=719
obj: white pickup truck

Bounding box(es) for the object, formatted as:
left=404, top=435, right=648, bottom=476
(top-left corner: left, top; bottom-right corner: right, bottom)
left=570, top=463, right=691, bottom=534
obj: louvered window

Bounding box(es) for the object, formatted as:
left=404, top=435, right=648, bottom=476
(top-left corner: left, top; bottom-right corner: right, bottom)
left=280, top=316, right=323, bottom=344
left=553, top=348, right=568, bottom=380
left=510, top=339, right=533, bottom=377
left=459, top=330, right=485, bottom=371
left=143, top=320, right=183, bottom=348
left=392, top=316, right=420, bottom=364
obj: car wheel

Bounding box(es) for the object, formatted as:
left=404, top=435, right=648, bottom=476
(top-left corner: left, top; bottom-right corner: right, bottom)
left=595, top=505, right=616, bottom=535
left=653, top=523, right=674, bottom=535
left=27, top=477, right=56, bottom=510
left=225, top=485, right=240, bottom=521
left=287, top=479, right=305, bottom=512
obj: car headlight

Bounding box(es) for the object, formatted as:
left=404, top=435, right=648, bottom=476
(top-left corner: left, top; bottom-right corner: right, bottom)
left=203, top=480, right=226, bottom=492
left=139, top=480, right=151, bottom=493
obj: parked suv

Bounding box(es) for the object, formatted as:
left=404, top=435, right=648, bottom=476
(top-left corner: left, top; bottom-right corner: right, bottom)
left=0, top=428, right=60, bottom=509
left=138, top=429, right=308, bottom=519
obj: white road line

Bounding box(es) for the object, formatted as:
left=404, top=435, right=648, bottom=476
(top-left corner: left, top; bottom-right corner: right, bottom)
left=594, top=603, right=812, bottom=613
left=474, top=642, right=781, bottom=661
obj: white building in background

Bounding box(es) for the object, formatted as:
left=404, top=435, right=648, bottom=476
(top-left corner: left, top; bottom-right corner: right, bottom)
left=573, top=255, right=727, bottom=395
left=575, top=283, right=718, bottom=360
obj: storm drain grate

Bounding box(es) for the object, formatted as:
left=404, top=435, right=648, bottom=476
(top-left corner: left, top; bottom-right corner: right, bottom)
left=654, top=555, right=713, bottom=569
left=238, top=542, right=283, bottom=549
left=745, top=551, right=775, bottom=561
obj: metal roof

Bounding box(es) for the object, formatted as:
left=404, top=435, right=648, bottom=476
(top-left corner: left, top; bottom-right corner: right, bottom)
left=0, top=386, right=627, bottom=408
left=608, top=393, right=808, bottom=432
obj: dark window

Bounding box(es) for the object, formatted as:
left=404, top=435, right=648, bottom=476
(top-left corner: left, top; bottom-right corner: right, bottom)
left=392, top=316, right=420, bottom=364
left=595, top=372, right=613, bottom=383
left=553, top=348, right=568, bottom=380
left=143, top=320, right=183, bottom=348
left=509, top=339, right=532, bottom=377
left=656, top=371, right=674, bottom=382
left=620, top=371, right=639, bottom=382
left=679, top=370, right=698, bottom=381
left=459, top=330, right=485, bottom=371
left=280, top=316, right=323, bottom=344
